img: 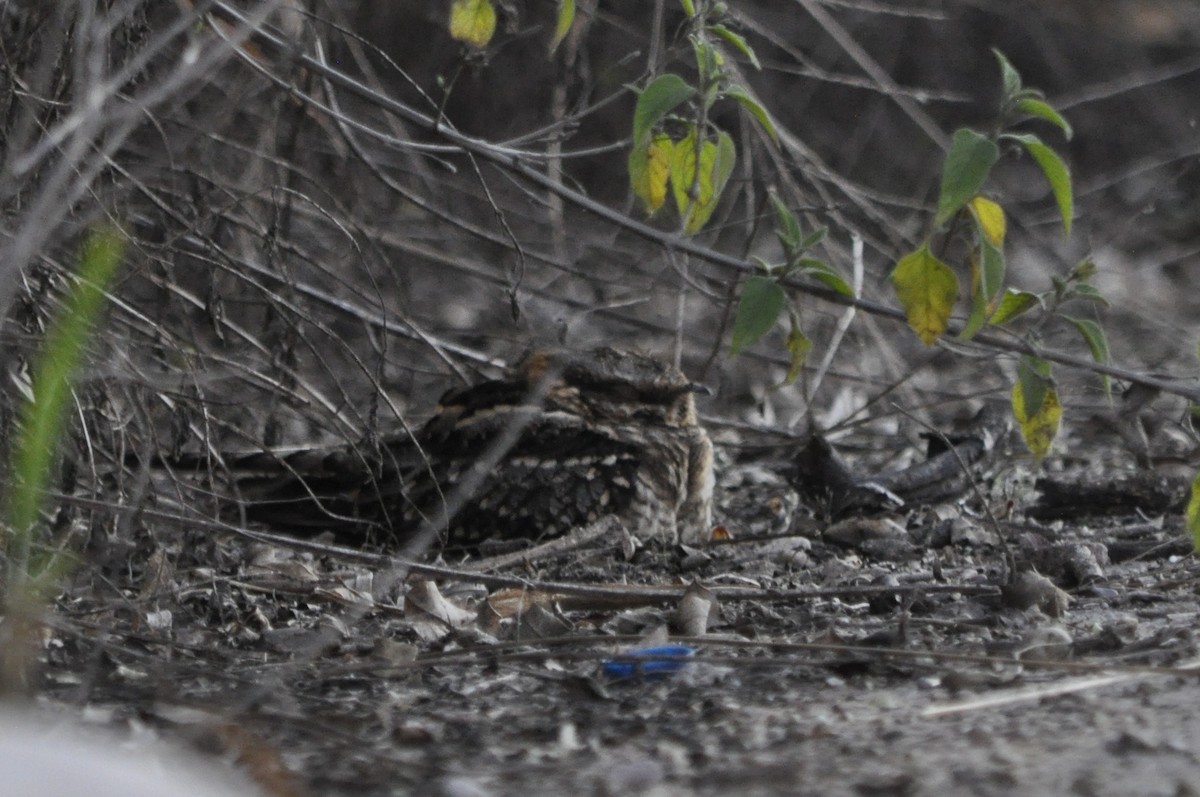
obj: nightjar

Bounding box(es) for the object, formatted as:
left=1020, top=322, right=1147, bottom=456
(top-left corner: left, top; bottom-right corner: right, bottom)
left=235, top=347, right=715, bottom=549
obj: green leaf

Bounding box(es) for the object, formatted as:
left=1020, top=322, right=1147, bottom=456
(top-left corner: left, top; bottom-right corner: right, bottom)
left=1066, top=315, right=1111, bottom=398
left=891, top=243, right=958, bottom=346
left=993, top=49, right=1023, bottom=100
left=1005, top=132, right=1073, bottom=236
left=691, top=37, right=724, bottom=87
left=989, top=288, right=1040, bottom=325
left=448, top=0, right=497, bottom=48
left=960, top=239, right=1005, bottom=340
left=1016, top=97, right=1073, bottom=141
left=731, top=276, right=786, bottom=354
left=708, top=24, right=761, bottom=69
left=631, top=74, right=694, bottom=145
left=800, top=258, right=854, bottom=298
left=679, top=0, right=696, bottom=17
left=935, top=129, right=1000, bottom=228
left=709, top=130, right=738, bottom=228
left=549, top=0, right=575, bottom=54
left=961, top=292, right=988, bottom=341
left=6, top=224, right=123, bottom=593
left=798, top=227, right=827, bottom=251
left=1065, top=317, right=1109, bottom=366
left=1016, top=355, right=1052, bottom=424
left=977, top=237, right=1005, bottom=305
left=724, top=84, right=777, bottom=142
left=1070, top=282, right=1110, bottom=308
left=769, top=190, right=802, bottom=249
left=1012, top=360, right=1060, bottom=462
left=628, top=132, right=672, bottom=214
left=670, top=128, right=736, bottom=234
left=782, top=309, right=811, bottom=385
left=1189, top=472, right=1200, bottom=551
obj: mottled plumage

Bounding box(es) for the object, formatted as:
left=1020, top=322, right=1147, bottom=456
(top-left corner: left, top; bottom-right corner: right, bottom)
left=237, top=348, right=714, bottom=548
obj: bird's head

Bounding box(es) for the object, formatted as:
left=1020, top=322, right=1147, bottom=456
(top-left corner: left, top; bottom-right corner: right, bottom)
left=519, top=347, right=708, bottom=427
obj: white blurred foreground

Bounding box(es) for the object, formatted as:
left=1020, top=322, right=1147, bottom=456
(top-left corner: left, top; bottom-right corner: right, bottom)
left=0, top=709, right=261, bottom=797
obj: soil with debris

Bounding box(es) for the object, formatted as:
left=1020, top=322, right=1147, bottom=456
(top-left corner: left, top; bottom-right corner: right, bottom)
left=3, top=2, right=1200, bottom=795
left=31, top=406, right=1200, bottom=797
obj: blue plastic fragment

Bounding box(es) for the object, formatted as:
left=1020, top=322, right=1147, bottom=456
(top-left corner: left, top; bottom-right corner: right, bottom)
left=601, top=644, right=696, bottom=680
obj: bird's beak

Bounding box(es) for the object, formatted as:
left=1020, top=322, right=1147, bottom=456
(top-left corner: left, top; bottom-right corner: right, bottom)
left=688, top=382, right=713, bottom=396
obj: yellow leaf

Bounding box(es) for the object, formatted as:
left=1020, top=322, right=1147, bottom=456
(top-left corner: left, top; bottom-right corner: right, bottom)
left=782, top=311, right=811, bottom=385
left=668, top=130, right=735, bottom=234
left=968, top=195, right=1006, bottom=247
left=669, top=129, right=699, bottom=216
left=549, top=0, right=574, bottom=54
left=890, top=244, right=958, bottom=346
left=449, top=0, right=496, bottom=48
left=1012, top=379, right=1061, bottom=461
left=628, top=133, right=672, bottom=214
left=1188, top=471, right=1200, bottom=551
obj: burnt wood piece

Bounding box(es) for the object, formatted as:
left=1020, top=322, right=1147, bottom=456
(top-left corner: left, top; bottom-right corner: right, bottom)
left=793, top=406, right=1009, bottom=517
left=1105, top=537, right=1192, bottom=562
left=1028, top=471, right=1189, bottom=520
